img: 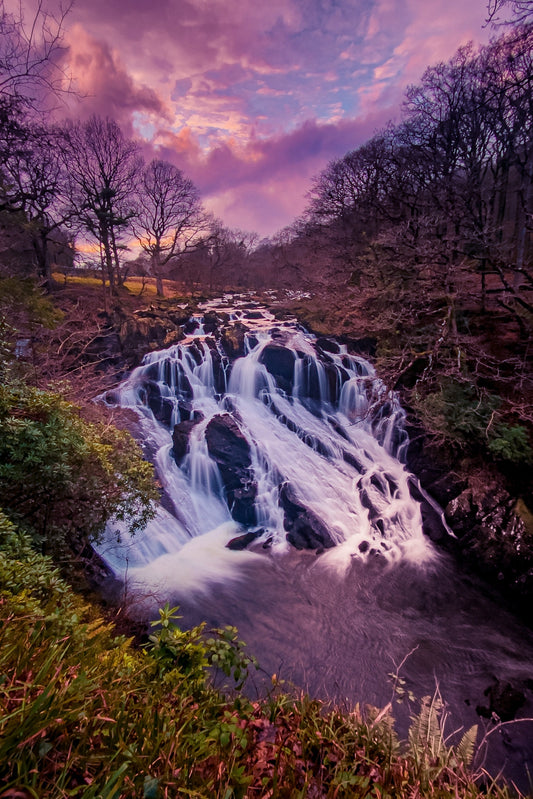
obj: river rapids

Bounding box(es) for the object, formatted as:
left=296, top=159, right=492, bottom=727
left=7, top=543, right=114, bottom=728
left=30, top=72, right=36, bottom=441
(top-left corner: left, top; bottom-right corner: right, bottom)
left=98, top=294, right=533, bottom=788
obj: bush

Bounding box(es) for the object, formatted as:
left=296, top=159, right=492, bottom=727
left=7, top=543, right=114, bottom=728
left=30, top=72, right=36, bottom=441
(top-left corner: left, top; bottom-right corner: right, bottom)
left=0, top=380, right=158, bottom=553
left=414, top=379, right=532, bottom=465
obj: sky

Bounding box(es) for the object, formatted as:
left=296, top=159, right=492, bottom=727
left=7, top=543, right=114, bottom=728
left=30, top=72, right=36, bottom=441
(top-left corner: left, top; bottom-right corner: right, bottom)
left=50, top=0, right=493, bottom=236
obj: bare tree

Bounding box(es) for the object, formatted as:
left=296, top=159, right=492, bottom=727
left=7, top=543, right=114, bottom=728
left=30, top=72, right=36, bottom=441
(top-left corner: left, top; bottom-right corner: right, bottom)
left=61, top=116, right=142, bottom=294
left=487, top=0, right=533, bottom=25
left=2, top=122, right=74, bottom=286
left=133, top=159, right=208, bottom=296
left=0, top=0, right=72, bottom=106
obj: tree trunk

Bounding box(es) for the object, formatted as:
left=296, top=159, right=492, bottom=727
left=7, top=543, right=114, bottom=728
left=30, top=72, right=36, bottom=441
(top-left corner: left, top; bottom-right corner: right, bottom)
left=152, top=251, right=164, bottom=297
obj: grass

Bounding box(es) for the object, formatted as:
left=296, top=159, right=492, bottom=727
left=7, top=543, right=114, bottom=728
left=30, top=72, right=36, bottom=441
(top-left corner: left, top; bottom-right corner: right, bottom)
left=51, top=272, right=186, bottom=298
left=0, top=512, right=527, bottom=799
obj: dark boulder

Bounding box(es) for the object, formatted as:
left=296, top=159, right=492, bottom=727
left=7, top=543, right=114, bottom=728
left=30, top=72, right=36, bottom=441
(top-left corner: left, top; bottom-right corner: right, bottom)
left=279, top=483, right=335, bottom=550
left=220, top=323, right=248, bottom=359
left=340, top=336, right=377, bottom=358
left=183, top=319, right=200, bottom=335
left=202, top=310, right=220, bottom=335
left=205, top=413, right=257, bottom=525
left=316, top=337, right=340, bottom=354
left=172, top=418, right=202, bottom=464
left=408, top=476, right=451, bottom=543
left=230, top=485, right=258, bottom=526
left=226, top=530, right=263, bottom=550
left=144, top=380, right=174, bottom=427
left=187, top=341, right=203, bottom=365
left=259, top=344, right=296, bottom=394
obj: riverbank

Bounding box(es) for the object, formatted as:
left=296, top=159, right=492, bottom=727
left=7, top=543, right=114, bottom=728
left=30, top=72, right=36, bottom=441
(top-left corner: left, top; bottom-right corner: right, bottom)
left=1, top=276, right=532, bottom=796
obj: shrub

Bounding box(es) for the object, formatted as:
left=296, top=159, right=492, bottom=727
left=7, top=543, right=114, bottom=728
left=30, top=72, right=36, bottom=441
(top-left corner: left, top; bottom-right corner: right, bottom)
left=414, top=379, right=532, bottom=465
left=0, top=380, right=158, bottom=553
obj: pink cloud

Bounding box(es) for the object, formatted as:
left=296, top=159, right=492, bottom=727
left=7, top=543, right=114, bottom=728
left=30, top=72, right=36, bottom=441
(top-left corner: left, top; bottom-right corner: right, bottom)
left=49, top=0, right=495, bottom=235
left=63, top=25, right=169, bottom=134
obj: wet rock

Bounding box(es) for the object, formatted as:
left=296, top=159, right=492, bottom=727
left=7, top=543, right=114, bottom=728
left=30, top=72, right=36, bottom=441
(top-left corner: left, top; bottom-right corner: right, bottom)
left=183, top=319, right=200, bottom=335
left=230, top=485, right=258, bottom=526
left=205, top=414, right=252, bottom=483
left=316, top=337, right=340, bottom=354
left=144, top=380, right=173, bottom=427
left=279, top=483, right=335, bottom=550
left=205, top=413, right=257, bottom=525
left=340, top=336, right=377, bottom=358
left=167, top=307, right=193, bottom=327
left=407, top=476, right=450, bottom=543
left=328, top=416, right=350, bottom=442
left=220, top=323, right=248, bottom=359
left=260, top=344, right=296, bottom=394
left=117, top=315, right=181, bottom=365
left=226, top=530, right=262, bottom=550
left=202, top=310, right=219, bottom=334
left=172, top=418, right=202, bottom=464
left=358, top=540, right=370, bottom=553
left=187, top=341, right=203, bottom=365
left=342, top=450, right=365, bottom=472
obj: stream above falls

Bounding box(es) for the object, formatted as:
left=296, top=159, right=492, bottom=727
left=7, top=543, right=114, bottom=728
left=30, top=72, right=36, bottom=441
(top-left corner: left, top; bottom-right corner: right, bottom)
left=98, top=293, right=533, bottom=789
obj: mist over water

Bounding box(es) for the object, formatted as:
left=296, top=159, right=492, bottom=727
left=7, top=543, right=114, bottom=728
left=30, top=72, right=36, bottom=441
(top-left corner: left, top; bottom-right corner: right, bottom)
left=98, top=295, right=533, bottom=787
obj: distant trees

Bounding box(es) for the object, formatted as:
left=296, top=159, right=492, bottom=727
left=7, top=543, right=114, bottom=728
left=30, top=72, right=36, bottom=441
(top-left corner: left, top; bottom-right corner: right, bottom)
left=133, top=159, right=207, bottom=296
left=61, top=116, right=142, bottom=292
left=2, top=123, right=74, bottom=286
left=302, top=24, right=533, bottom=321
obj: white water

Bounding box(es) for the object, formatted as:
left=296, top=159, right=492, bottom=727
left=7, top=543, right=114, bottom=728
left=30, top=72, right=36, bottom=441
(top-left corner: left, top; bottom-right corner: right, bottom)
left=99, top=297, right=434, bottom=592
left=97, top=295, right=533, bottom=788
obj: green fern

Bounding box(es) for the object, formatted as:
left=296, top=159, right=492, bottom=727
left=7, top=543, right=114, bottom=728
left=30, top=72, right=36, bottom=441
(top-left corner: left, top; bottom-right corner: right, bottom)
left=455, top=724, right=478, bottom=768
left=408, top=693, right=446, bottom=761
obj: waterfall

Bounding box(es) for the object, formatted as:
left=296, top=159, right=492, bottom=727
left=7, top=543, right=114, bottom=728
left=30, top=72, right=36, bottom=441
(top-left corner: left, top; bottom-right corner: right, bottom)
left=95, top=296, right=533, bottom=789
left=98, top=296, right=437, bottom=594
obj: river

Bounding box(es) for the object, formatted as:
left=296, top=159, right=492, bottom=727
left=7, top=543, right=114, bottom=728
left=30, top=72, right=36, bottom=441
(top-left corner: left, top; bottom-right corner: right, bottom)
left=98, top=293, right=533, bottom=790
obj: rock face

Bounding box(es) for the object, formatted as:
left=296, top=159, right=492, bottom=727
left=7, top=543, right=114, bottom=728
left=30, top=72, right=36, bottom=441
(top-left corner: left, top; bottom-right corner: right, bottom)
left=205, top=414, right=257, bottom=525
left=220, top=323, right=247, bottom=359
left=259, top=344, right=296, bottom=394
left=172, top=418, right=202, bottom=464
left=405, top=423, right=533, bottom=620
left=279, top=483, right=335, bottom=551
left=115, top=306, right=189, bottom=365
left=408, top=476, right=451, bottom=543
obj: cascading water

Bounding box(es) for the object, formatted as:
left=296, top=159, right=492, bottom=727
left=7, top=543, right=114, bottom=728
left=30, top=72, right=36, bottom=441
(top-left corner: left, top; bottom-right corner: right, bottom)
left=98, top=294, right=533, bottom=788
left=99, top=296, right=431, bottom=579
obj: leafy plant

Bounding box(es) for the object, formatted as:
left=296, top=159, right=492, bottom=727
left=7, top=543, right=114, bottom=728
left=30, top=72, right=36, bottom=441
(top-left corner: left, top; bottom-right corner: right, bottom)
left=148, top=604, right=258, bottom=695
left=0, top=379, right=158, bottom=553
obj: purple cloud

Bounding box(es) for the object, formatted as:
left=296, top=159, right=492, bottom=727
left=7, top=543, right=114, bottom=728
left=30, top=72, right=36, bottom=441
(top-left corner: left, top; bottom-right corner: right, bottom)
left=51, top=0, right=493, bottom=234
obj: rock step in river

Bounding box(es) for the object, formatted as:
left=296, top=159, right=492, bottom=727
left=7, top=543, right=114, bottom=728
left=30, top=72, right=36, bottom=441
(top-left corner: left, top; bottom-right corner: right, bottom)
left=98, top=293, right=533, bottom=790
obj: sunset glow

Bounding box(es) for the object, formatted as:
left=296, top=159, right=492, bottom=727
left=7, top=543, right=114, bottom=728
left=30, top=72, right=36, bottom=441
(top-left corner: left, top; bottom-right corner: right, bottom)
left=55, top=0, right=493, bottom=236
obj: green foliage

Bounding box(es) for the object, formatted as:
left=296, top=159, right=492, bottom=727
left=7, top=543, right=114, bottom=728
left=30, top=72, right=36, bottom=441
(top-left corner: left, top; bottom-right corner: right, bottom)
left=148, top=603, right=258, bottom=695
left=488, top=424, right=532, bottom=464
left=414, top=378, right=532, bottom=465
left=0, top=527, right=520, bottom=799
left=0, top=379, right=158, bottom=553
left=0, top=276, right=64, bottom=330
left=406, top=692, right=480, bottom=795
